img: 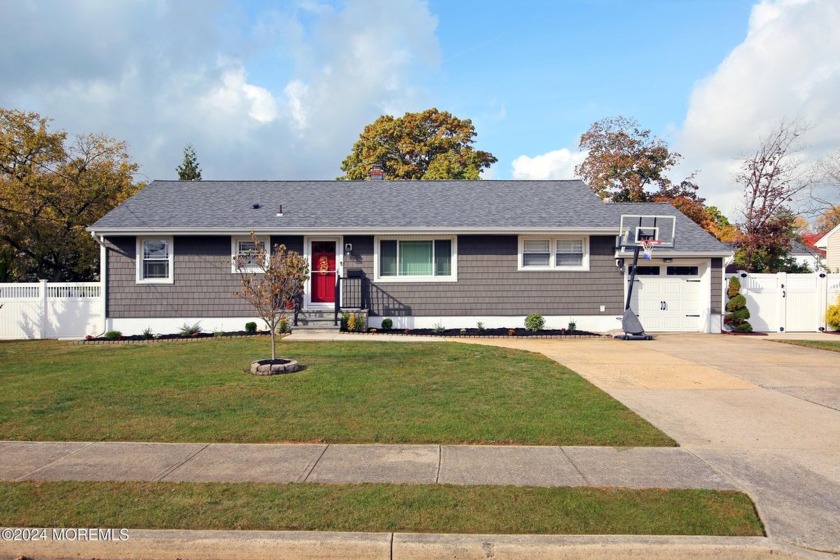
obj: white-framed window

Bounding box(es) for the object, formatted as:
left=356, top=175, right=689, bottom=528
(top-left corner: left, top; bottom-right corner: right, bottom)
left=518, top=236, right=590, bottom=271
left=231, top=236, right=269, bottom=273
left=374, top=236, right=457, bottom=282
left=136, top=237, right=174, bottom=284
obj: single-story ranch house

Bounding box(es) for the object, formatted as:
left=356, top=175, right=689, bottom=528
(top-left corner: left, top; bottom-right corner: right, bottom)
left=88, top=180, right=732, bottom=335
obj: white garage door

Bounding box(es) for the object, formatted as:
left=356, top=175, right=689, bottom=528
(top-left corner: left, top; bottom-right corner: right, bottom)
left=629, top=264, right=703, bottom=332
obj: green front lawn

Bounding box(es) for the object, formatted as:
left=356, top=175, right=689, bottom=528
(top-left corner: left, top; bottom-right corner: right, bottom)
left=772, top=339, right=840, bottom=353
left=0, top=339, right=672, bottom=446
left=0, top=481, right=763, bottom=536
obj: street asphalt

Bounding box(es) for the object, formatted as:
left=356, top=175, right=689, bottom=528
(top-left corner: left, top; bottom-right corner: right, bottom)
left=1, top=331, right=838, bottom=559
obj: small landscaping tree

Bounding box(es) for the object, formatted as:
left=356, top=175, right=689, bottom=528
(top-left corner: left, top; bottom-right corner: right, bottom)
left=724, top=276, right=753, bottom=333
left=234, top=233, right=309, bottom=361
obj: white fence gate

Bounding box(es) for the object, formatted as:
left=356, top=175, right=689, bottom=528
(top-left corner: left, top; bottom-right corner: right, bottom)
left=0, top=281, right=104, bottom=340
left=726, top=272, right=840, bottom=332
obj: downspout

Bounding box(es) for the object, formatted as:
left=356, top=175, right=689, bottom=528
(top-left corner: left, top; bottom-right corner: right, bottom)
left=90, top=232, right=108, bottom=337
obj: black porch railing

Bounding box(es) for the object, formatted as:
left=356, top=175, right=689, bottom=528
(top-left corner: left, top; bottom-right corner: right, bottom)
left=335, top=273, right=366, bottom=326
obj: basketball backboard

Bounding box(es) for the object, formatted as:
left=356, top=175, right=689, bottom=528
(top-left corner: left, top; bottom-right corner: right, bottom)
left=618, top=214, right=676, bottom=250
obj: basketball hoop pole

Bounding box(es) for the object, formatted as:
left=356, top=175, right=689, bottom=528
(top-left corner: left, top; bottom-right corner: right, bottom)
left=624, top=244, right=642, bottom=312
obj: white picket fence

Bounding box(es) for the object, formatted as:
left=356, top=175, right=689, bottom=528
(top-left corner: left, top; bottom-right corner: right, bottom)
left=0, top=281, right=104, bottom=340
left=725, top=272, right=840, bottom=332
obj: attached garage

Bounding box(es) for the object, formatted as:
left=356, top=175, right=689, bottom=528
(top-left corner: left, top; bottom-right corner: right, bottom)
left=627, top=260, right=711, bottom=332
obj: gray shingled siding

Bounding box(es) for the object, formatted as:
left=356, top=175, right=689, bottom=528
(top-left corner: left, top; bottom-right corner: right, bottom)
left=711, top=258, right=723, bottom=314
left=345, top=235, right=624, bottom=317
left=105, top=235, right=303, bottom=318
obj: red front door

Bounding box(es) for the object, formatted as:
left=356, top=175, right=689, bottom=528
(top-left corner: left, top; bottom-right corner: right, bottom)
left=311, top=241, right=336, bottom=304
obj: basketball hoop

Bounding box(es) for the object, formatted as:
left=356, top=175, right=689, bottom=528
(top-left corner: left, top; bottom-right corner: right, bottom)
left=640, top=239, right=661, bottom=260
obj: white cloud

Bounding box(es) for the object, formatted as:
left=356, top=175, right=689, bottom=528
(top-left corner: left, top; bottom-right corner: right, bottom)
left=0, top=0, right=440, bottom=180
left=676, top=0, right=840, bottom=218
left=511, top=148, right=586, bottom=180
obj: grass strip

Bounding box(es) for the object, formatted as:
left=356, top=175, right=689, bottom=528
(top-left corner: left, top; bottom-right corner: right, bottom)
left=0, top=481, right=763, bottom=536
left=771, top=339, right=840, bottom=353
left=0, top=339, right=673, bottom=446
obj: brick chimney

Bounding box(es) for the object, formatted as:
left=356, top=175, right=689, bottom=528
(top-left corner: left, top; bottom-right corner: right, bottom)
left=369, top=164, right=385, bottom=181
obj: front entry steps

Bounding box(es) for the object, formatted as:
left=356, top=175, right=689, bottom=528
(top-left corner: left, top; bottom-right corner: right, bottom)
left=293, top=309, right=340, bottom=334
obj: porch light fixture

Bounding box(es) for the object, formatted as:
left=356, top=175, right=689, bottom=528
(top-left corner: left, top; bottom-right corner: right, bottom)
left=276, top=205, right=283, bottom=217
left=345, top=243, right=353, bottom=255
left=615, top=258, right=624, bottom=272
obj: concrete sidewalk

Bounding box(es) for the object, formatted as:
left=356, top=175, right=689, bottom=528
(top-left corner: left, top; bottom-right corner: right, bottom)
left=0, top=441, right=735, bottom=489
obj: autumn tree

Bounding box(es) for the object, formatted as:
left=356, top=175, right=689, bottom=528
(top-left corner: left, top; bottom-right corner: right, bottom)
left=576, top=116, right=696, bottom=203
left=815, top=204, right=840, bottom=233
left=234, top=234, right=309, bottom=361
left=339, top=108, right=497, bottom=180
left=0, top=108, right=142, bottom=281
left=702, top=206, right=739, bottom=242
left=734, top=120, right=813, bottom=272
left=176, top=144, right=202, bottom=181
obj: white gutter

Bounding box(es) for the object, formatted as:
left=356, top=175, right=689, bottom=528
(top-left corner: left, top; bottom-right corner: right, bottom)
left=87, top=226, right=620, bottom=236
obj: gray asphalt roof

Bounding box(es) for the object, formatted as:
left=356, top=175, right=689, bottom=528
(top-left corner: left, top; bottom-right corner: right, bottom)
left=90, top=180, right=731, bottom=255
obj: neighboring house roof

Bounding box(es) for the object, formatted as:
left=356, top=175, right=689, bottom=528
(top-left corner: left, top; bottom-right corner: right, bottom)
left=790, top=239, right=825, bottom=258
left=89, top=180, right=731, bottom=256
left=815, top=223, right=840, bottom=249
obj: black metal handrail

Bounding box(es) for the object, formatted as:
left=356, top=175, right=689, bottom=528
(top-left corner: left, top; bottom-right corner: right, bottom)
left=334, top=274, right=365, bottom=326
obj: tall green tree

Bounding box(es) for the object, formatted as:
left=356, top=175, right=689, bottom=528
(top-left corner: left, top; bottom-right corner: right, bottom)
left=0, top=108, right=142, bottom=281
left=339, top=108, right=497, bottom=180
left=176, top=144, right=202, bottom=181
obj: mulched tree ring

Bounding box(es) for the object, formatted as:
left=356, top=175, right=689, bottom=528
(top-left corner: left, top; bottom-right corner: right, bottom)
left=250, top=359, right=300, bottom=376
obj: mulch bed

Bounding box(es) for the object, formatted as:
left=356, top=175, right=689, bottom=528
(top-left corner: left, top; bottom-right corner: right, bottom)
left=360, top=327, right=604, bottom=339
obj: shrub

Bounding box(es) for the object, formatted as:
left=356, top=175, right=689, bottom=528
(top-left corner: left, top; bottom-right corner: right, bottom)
left=524, top=313, right=545, bottom=332
left=827, top=295, right=840, bottom=331
left=433, top=322, right=446, bottom=334
left=727, top=276, right=741, bottom=299
left=245, top=322, right=258, bottom=335
left=104, top=330, right=122, bottom=340
left=507, top=328, right=516, bottom=336
left=725, top=277, right=752, bottom=333
left=278, top=316, right=288, bottom=334
left=354, top=314, right=366, bottom=333
left=459, top=328, right=467, bottom=335
left=213, top=329, right=224, bottom=338
left=347, top=313, right=358, bottom=332
left=179, top=322, right=202, bottom=337
left=725, top=294, right=747, bottom=312
left=341, top=311, right=351, bottom=331
left=142, top=327, right=153, bottom=340
left=568, top=320, right=577, bottom=332
left=476, top=321, right=485, bottom=332
left=381, top=318, right=393, bottom=331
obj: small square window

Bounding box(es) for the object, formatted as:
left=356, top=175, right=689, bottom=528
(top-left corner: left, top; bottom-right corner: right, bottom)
left=522, top=239, right=551, bottom=267
left=231, top=236, right=269, bottom=272
left=137, top=238, right=173, bottom=283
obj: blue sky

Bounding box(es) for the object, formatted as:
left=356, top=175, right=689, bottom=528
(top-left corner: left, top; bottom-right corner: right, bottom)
left=1, top=0, right=838, bottom=219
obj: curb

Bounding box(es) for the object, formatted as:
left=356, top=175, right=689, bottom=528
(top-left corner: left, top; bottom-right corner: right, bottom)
left=0, top=530, right=818, bottom=560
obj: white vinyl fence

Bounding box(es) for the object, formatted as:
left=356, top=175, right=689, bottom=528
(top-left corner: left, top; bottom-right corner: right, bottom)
left=0, top=281, right=104, bottom=340
left=726, top=272, right=840, bottom=332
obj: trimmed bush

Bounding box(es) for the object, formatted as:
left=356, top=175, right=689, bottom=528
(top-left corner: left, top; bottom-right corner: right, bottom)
left=381, top=318, right=393, bottom=331
left=725, top=277, right=752, bottom=333
left=827, top=295, right=840, bottom=331
left=104, top=330, right=122, bottom=340
left=245, top=322, right=258, bottom=335
left=524, top=313, right=545, bottom=332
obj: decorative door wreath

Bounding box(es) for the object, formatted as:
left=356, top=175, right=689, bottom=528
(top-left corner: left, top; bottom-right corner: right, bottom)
left=317, top=256, right=330, bottom=275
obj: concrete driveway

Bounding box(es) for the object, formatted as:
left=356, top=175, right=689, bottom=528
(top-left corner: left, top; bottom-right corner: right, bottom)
left=472, top=334, right=840, bottom=555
